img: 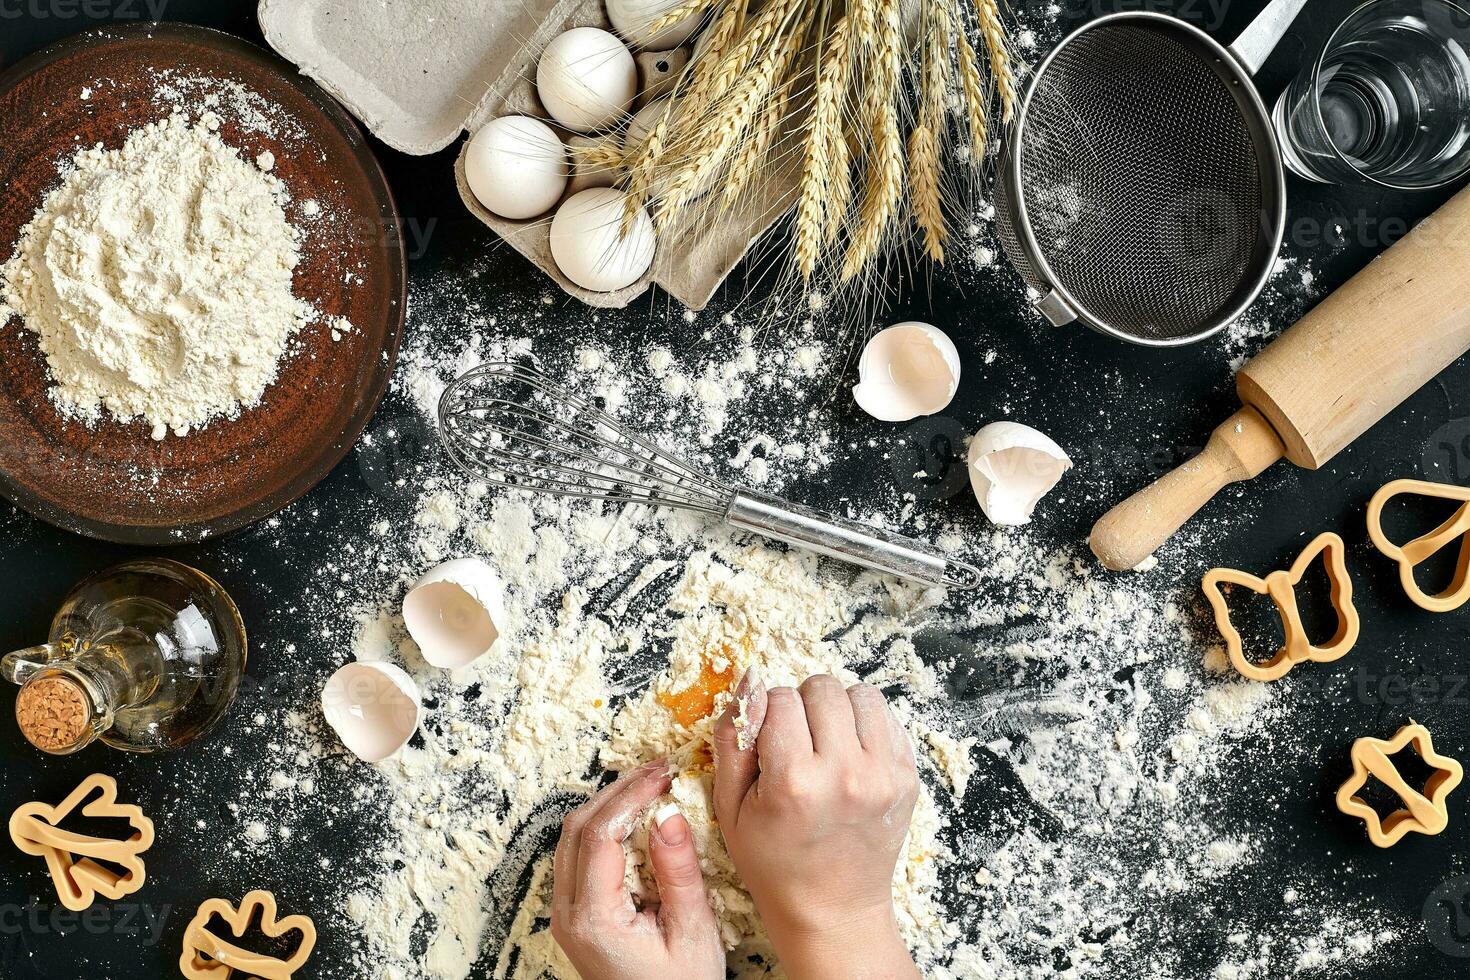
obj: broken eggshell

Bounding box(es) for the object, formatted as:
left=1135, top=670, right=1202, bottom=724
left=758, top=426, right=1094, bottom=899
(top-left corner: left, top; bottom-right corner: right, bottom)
left=403, top=558, right=506, bottom=669
left=968, top=421, right=1073, bottom=526
left=852, top=322, right=960, bottom=422
left=321, top=662, right=422, bottom=763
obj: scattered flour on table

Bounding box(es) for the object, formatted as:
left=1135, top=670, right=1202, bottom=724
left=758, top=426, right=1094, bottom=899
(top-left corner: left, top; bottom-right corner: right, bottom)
left=213, top=283, right=1407, bottom=979
left=0, top=110, right=340, bottom=439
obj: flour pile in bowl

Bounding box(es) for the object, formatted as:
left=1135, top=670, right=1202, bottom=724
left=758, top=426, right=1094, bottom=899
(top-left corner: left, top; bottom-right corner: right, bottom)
left=0, top=111, right=317, bottom=439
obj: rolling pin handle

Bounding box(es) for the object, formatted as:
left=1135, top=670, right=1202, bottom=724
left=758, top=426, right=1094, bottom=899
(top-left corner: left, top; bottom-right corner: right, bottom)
left=1089, top=407, right=1286, bottom=571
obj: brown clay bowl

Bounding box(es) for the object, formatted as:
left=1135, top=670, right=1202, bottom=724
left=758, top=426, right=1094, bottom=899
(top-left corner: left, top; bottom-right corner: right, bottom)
left=0, top=24, right=407, bottom=544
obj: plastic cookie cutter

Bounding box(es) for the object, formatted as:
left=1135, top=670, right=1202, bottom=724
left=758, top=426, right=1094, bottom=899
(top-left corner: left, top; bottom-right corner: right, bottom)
left=1336, top=721, right=1464, bottom=848
left=8, top=773, right=154, bottom=912
left=1201, top=531, right=1360, bottom=682
left=180, top=889, right=317, bottom=980
left=1366, top=478, right=1470, bottom=613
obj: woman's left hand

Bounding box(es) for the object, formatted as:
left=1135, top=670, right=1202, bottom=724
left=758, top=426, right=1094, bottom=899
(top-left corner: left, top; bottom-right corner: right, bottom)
left=551, top=759, right=725, bottom=980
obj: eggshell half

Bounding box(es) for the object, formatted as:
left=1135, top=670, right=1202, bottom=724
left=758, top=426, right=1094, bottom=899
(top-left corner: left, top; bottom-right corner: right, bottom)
left=321, top=662, right=422, bottom=763
left=967, top=421, right=1073, bottom=526
left=537, top=28, right=638, bottom=132
left=852, top=322, right=961, bottom=422
left=403, top=558, right=506, bottom=669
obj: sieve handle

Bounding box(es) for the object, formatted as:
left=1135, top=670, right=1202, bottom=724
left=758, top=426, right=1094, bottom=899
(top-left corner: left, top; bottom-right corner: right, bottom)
left=1229, top=0, right=1310, bottom=75
left=1089, top=408, right=1285, bottom=571
left=725, top=492, right=982, bottom=590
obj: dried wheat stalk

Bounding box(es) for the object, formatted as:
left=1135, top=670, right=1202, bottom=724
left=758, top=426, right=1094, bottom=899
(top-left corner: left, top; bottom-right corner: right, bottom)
left=725, top=72, right=798, bottom=206
left=616, top=0, right=1015, bottom=295
left=911, top=0, right=952, bottom=263
left=793, top=14, right=851, bottom=277
left=955, top=33, right=990, bottom=159
left=572, top=142, right=626, bottom=172
left=656, top=22, right=804, bottom=229
left=840, top=0, right=903, bottom=281
left=974, top=0, right=1018, bottom=121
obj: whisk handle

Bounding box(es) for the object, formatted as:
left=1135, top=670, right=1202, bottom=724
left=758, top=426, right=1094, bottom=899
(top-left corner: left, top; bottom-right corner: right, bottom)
left=725, top=493, right=981, bottom=590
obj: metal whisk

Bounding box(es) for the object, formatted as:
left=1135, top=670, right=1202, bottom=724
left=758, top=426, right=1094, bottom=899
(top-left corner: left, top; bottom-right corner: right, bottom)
left=437, top=363, right=980, bottom=590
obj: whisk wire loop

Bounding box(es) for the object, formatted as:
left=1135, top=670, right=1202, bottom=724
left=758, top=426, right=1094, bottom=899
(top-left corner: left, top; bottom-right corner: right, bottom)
left=439, top=362, right=735, bottom=518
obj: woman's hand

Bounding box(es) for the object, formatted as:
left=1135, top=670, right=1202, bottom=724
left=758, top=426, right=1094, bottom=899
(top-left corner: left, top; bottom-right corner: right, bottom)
left=550, top=759, right=725, bottom=980
left=713, top=671, right=921, bottom=980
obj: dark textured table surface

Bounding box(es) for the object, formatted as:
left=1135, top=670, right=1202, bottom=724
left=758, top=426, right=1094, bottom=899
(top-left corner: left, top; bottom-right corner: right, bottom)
left=2, top=1, right=1469, bottom=978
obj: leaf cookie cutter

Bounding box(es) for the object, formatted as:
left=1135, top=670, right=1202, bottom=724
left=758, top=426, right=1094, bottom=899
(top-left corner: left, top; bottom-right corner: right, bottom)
left=180, top=889, right=316, bottom=980
left=8, top=773, right=154, bottom=912
left=1201, top=531, right=1360, bottom=682
left=1366, top=478, right=1470, bottom=613
left=1336, top=721, right=1463, bottom=848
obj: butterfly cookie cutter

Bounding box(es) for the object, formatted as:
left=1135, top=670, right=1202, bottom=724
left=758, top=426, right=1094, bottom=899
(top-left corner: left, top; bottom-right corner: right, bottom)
left=8, top=773, right=154, bottom=912
left=1336, top=721, right=1463, bottom=848
left=1366, top=478, right=1470, bottom=613
left=1202, top=531, right=1360, bottom=682
left=180, top=889, right=316, bottom=980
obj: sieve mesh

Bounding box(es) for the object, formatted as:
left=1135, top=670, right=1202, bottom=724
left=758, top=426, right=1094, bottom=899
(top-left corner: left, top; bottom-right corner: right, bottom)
left=1008, top=22, right=1273, bottom=343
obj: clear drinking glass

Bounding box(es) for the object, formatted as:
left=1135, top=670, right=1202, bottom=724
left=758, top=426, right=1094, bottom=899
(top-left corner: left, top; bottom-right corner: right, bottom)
left=1273, top=0, right=1470, bottom=188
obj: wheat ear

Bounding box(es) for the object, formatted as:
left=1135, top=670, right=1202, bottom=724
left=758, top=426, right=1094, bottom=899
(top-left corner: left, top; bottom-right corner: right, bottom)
left=624, top=111, right=669, bottom=231
left=911, top=0, right=950, bottom=263
left=656, top=28, right=793, bottom=228
left=841, top=0, right=903, bottom=281
left=684, top=0, right=794, bottom=122
left=793, top=15, right=852, bottom=277
left=955, top=34, right=989, bottom=162
left=572, top=142, right=625, bottom=172
left=648, top=0, right=708, bottom=34
left=725, top=71, right=798, bottom=208
left=974, top=0, right=1017, bottom=122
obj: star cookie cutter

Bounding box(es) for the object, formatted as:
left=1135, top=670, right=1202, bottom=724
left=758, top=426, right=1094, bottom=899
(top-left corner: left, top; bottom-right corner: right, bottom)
left=1336, top=721, right=1463, bottom=848
left=1366, top=478, right=1470, bottom=613
left=8, top=773, right=154, bottom=912
left=180, top=889, right=316, bottom=980
left=1202, top=531, right=1360, bottom=682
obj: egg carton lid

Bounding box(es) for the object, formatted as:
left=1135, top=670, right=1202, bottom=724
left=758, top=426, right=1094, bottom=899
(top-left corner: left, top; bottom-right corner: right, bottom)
left=257, top=0, right=578, bottom=155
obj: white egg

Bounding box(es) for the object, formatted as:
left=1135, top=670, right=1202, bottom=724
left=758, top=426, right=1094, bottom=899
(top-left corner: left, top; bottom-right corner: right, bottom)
left=967, top=421, right=1073, bottom=526
left=623, top=98, right=669, bottom=152
left=608, top=0, right=705, bottom=49
left=538, top=28, right=638, bottom=132
left=403, top=558, right=506, bottom=669
left=465, top=116, right=569, bottom=220
left=321, top=662, right=421, bottom=763
left=852, top=322, right=961, bottom=422
left=549, top=187, right=657, bottom=292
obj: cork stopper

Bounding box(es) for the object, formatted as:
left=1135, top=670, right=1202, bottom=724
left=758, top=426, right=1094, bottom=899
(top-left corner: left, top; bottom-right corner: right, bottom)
left=15, top=675, right=91, bottom=753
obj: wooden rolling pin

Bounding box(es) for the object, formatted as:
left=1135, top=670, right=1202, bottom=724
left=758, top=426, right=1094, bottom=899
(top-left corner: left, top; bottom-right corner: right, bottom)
left=1090, top=185, right=1470, bottom=571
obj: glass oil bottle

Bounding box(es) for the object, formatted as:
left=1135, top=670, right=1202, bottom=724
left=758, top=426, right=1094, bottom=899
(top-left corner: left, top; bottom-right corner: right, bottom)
left=2, top=559, right=247, bottom=754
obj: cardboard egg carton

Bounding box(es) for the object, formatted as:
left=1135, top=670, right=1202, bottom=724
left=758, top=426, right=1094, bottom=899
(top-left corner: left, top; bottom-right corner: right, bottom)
left=259, top=0, right=798, bottom=309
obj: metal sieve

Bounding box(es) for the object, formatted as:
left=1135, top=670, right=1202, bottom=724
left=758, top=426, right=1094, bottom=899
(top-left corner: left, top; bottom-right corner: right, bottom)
left=995, top=0, right=1309, bottom=346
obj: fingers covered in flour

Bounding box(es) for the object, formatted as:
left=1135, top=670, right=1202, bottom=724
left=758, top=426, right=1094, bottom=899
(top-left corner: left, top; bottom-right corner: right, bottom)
left=550, top=759, right=722, bottom=980
left=574, top=762, right=674, bottom=918
left=715, top=674, right=922, bottom=980
left=648, top=802, right=715, bottom=933
left=713, top=667, right=767, bottom=827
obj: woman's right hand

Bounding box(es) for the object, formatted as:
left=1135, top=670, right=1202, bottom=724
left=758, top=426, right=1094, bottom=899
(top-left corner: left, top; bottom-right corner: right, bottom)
left=712, top=670, right=922, bottom=980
